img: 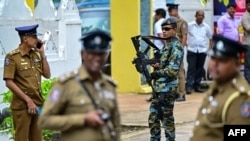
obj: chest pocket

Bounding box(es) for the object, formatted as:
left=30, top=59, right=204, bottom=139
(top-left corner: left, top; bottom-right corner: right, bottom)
left=203, top=101, right=224, bottom=128
left=18, top=64, right=33, bottom=77
left=205, top=105, right=221, bottom=123
left=160, top=41, right=176, bottom=68
left=68, top=94, right=94, bottom=113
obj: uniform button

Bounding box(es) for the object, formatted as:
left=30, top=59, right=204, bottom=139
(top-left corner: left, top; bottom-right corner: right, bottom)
left=240, top=86, right=245, bottom=92
left=35, top=74, right=38, bottom=76
left=25, top=67, right=27, bottom=69
left=232, top=78, right=237, bottom=84
left=211, top=100, right=218, bottom=107
left=32, top=66, right=34, bottom=69
left=80, top=99, right=85, bottom=104
left=73, top=69, right=78, bottom=74
left=24, top=91, right=27, bottom=94
left=194, top=120, right=200, bottom=126
left=208, top=96, right=213, bottom=102
left=38, top=82, right=40, bottom=84
left=201, top=108, right=207, bottom=114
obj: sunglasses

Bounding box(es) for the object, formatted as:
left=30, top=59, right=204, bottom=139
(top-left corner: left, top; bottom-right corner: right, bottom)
left=162, top=27, right=173, bottom=31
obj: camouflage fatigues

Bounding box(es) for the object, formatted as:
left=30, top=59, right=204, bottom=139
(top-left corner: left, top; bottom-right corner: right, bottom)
left=149, top=37, right=184, bottom=141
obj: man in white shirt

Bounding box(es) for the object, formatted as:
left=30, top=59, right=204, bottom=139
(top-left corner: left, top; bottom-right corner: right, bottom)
left=186, top=10, right=212, bottom=94
left=153, top=8, right=166, bottom=49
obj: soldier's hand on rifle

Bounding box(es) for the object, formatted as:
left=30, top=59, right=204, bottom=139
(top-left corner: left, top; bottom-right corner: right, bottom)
left=151, top=63, right=160, bottom=68
left=151, top=70, right=160, bottom=79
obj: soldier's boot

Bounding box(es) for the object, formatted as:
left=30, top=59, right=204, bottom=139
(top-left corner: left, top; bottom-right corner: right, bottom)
left=175, top=94, right=185, bottom=102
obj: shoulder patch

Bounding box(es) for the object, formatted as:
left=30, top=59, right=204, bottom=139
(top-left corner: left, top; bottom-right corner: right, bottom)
left=4, top=58, right=10, bottom=66
left=49, top=89, right=60, bottom=102
left=241, top=103, right=250, bottom=118
left=58, top=69, right=78, bottom=83
left=182, top=23, right=187, bottom=29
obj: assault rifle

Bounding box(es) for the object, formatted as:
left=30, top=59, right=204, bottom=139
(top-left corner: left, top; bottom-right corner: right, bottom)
left=131, top=35, right=161, bottom=83
left=131, top=35, right=165, bottom=97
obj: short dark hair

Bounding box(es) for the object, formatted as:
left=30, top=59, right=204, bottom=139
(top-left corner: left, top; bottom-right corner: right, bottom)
left=155, top=8, right=166, bottom=18
left=226, top=4, right=236, bottom=9
left=246, top=0, right=250, bottom=4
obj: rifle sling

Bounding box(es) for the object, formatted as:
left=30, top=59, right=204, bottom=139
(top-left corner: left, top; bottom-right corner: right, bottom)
left=75, top=76, right=115, bottom=141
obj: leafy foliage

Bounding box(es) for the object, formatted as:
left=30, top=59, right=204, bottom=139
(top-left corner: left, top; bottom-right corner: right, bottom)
left=0, top=78, right=57, bottom=141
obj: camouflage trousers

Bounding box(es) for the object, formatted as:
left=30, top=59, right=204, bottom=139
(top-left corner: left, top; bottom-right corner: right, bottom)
left=148, top=89, right=176, bottom=141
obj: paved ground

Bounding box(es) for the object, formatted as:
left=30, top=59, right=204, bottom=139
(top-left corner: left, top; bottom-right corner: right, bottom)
left=117, top=92, right=205, bottom=141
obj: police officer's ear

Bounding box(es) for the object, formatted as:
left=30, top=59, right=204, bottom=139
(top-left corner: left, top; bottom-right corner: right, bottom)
left=20, top=36, right=26, bottom=43
left=80, top=49, right=86, bottom=56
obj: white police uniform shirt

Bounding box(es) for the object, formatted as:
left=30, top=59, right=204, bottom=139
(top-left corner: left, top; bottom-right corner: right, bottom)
left=154, top=18, right=165, bottom=49
left=187, top=21, right=212, bottom=53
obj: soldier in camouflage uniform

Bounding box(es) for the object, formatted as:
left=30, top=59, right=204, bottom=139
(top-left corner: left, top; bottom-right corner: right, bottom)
left=149, top=17, right=184, bottom=141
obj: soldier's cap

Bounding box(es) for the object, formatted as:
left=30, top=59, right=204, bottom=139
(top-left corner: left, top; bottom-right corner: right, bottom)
left=15, top=24, right=42, bottom=36
left=207, top=35, right=247, bottom=58
left=166, top=3, right=179, bottom=11
left=80, top=29, right=112, bottom=52
left=247, top=0, right=250, bottom=4
left=161, top=17, right=177, bottom=28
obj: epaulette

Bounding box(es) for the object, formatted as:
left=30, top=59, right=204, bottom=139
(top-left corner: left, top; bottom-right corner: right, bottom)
left=8, top=49, right=20, bottom=56
left=231, top=77, right=249, bottom=94
left=58, top=69, right=79, bottom=83
left=103, top=74, right=117, bottom=87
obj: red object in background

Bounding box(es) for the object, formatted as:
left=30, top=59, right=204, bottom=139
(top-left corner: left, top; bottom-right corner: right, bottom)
left=214, top=23, right=218, bottom=34
left=240, top=52, right=245, bottom=64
